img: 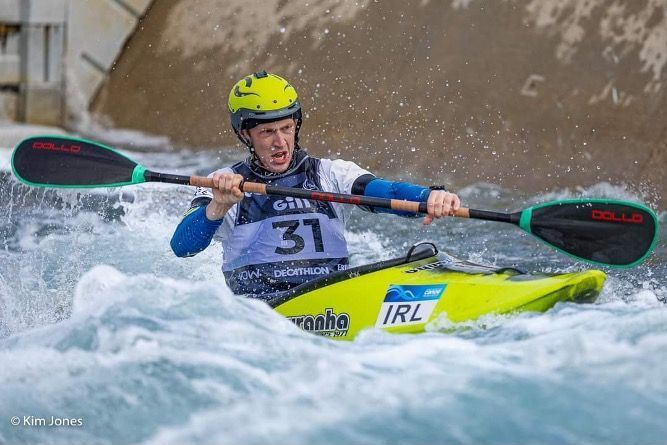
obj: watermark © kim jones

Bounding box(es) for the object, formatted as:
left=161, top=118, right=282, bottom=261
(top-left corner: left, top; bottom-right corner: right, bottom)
left=10, top=416, right=83, bottom=427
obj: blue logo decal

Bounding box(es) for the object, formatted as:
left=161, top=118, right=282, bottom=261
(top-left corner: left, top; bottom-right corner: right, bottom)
left=384, top=284, right=446, bottom=302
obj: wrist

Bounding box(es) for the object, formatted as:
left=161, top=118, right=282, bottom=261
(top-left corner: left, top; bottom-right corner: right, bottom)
left=206, top=201, right=231, bottom=221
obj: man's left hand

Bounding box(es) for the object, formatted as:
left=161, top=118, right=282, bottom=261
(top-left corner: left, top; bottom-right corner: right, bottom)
left=423, top=190, right=461, bottom=225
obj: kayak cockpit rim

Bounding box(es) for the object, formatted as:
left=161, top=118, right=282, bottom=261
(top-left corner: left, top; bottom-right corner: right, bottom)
left=266, top=242, right=439, bottom=308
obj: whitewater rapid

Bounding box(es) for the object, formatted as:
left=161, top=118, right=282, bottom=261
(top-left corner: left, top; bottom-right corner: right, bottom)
left=0, top=134, right=665, bottom=444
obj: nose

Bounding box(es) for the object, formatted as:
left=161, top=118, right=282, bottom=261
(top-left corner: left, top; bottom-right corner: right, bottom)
left=272, top=130, right=287, bottom=148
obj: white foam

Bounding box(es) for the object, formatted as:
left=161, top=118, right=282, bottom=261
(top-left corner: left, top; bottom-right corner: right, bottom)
left=71, top=265, right=131, bottom=316
left=0, top=120, right=67, bottom=150
left=345, top=230, right=391, bottom=265
left=0, top=147, right=12, bottom=171
left=80, top=122, right=172, bottom=152
left=534, top=181, right=650, bottom=204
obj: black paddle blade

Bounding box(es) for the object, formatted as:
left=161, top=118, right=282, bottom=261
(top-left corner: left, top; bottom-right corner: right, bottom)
left=12, top=136, right=145, bottom=188
left=523, top=200, right=659, bottom=267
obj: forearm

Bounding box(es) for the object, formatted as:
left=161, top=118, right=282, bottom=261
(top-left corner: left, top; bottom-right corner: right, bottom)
left=170, top=205, right=223, bottom=257
left=361, top=178, right=431, bottom=217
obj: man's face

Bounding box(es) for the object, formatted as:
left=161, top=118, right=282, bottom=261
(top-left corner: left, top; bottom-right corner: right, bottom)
left=243, top=118, right=297, bottom=173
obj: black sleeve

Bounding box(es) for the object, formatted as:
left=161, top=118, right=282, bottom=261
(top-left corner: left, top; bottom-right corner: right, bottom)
left=351, top=174, right=376, bottom=195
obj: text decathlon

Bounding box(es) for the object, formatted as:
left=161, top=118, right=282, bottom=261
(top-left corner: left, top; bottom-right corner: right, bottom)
left=273, top=197, right=312, bottom=211
left=287, top=308, right=350, bottom=337
left=274, top=266, right=330, bottom=277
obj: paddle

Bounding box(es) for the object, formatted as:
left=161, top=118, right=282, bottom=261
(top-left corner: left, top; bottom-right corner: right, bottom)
left=11, top=135, right=659, bottom=267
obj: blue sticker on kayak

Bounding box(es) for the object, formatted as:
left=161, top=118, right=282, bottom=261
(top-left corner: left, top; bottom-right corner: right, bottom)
left=376, top=284, right=446, bottom=328
left=383, top=284, right=446, bottom=302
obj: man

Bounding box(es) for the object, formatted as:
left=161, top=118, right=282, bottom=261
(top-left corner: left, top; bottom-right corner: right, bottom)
left=171, top=71, right=460, bottom=297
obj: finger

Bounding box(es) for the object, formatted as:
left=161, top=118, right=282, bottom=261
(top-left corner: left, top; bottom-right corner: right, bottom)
left=449, top=195, right=461, bottom=215
left=451, top=195, right=461, bottom=212
left=428, top=194, right=443, bottom=217
left=233, top=175, right=245, bottom=195
left=440, top=197, right=451, bottom=217
left=423, top=214, right=433, bottom=225
left=433, top=196, right=445, bottom=218
left=211, top=173, right=221, bottom=189
left=223, top=174, right=235, bottom=192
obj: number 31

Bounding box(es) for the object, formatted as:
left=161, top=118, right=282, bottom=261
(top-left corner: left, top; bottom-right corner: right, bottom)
left=272, top=218, right=324, bottom=255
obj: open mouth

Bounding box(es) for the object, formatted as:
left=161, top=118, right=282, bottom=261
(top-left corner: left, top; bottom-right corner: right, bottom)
left=271, top=151, right=289, bottom=162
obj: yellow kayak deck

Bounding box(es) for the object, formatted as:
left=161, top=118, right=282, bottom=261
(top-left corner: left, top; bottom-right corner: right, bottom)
left=271, top=243, right=605, bottom=340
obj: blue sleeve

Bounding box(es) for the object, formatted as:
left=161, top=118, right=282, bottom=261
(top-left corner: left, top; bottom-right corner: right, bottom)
left=363, top=178, right=430, bottom=217
left=170, top=205, right=224, bottom=257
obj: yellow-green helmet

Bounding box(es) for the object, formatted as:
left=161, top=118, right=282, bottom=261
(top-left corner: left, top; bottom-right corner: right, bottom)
left=228, top=71, right=302, bottom=148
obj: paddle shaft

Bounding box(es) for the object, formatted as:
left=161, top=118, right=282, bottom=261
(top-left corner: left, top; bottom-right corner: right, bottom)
left=144, top=170, right=516, bottom=223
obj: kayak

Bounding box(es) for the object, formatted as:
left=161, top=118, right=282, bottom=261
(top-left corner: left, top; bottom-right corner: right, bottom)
left=270, top=243, right=605, bottom=340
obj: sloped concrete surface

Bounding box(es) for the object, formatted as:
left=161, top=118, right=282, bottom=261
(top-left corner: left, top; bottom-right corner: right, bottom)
left=92, top=0, right=667, bottom=203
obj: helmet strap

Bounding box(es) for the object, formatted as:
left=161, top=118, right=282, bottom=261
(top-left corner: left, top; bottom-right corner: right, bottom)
left=248, top=145, right=258, bottom=162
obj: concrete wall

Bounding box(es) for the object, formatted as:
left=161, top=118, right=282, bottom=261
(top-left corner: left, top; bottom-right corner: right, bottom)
left=92, top=0, right=667, bottom=204
left=0, top=0, right=67, bottom=125
left=0, top=0, right=153, bottom=125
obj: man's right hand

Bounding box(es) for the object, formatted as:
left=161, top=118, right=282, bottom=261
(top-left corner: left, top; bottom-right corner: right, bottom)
left=206, top=172, right=245, bottom=220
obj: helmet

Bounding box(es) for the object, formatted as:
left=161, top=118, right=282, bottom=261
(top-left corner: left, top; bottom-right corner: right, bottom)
left=228, top=71, right=302, bottom=149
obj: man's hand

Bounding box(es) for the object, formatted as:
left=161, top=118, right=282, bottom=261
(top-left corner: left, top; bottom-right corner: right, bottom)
left=206, top=172, right=245, bottom=220
left=423, top=190, right=461, bottom=225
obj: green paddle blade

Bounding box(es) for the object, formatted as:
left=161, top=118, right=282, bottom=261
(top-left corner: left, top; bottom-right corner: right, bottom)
left=519, top=199, right=659, bottom=267
left=11, top=135, right=147, bottom=188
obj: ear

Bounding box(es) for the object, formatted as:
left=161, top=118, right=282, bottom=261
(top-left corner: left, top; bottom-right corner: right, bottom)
left=240, top=129, right=254, bottom=149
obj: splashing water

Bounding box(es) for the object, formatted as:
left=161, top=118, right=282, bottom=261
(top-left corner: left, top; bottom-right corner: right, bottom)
left=0, top=138, right=665, bottom=445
